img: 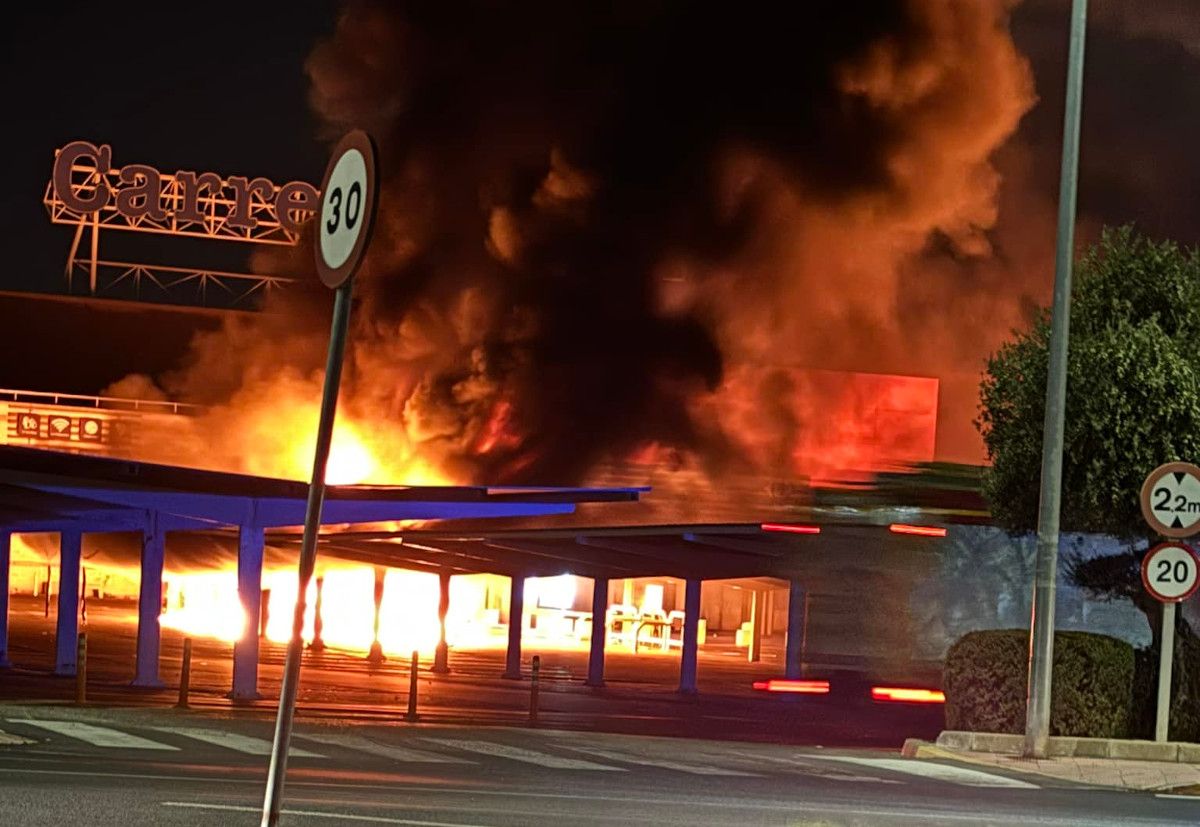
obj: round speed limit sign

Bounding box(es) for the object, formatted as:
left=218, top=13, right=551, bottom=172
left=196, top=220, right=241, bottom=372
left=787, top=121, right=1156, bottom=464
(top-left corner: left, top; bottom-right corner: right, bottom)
left=1141, top=542, right=1200, bottom=603
left=315, top=130, right=379, bottom=289
left=1140, top=461, right=1200, bottom=538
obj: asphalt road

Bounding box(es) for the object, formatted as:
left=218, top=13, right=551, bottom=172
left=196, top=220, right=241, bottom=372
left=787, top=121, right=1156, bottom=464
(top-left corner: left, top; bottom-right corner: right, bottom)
left=1, top=708, right=1196, bottom=826
left=2, top=599, right=946, bottom=748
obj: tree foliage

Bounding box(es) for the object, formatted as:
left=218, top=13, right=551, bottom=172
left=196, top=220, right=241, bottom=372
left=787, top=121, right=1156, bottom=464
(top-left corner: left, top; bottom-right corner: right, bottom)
left=978, top=226, right=1200, bottom=539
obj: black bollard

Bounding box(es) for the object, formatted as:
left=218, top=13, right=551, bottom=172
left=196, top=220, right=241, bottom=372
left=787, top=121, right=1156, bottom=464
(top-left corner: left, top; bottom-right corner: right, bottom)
left=405, top=650, right=420, bottom=723
left=176, top=638, right=193, bottom=709
left=529, top=655, right=540, bottom=725
left=75, top=634, right=87, bottom=705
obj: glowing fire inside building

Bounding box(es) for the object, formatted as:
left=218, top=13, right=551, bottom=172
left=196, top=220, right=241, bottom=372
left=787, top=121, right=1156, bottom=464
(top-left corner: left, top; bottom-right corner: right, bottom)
left=0, top=368, right=944, bottom=684
left=6, top=531, right=747, bottom=659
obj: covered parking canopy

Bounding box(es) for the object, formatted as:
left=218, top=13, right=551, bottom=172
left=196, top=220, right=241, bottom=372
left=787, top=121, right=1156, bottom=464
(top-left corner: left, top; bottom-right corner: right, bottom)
left=0, top=445, right=641, bottom=697
left=256, top=517, right=945, bottom=691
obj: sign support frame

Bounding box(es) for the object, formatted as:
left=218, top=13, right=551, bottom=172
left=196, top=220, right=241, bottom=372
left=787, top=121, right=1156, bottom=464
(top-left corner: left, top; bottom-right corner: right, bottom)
left=1156, top=601, right=1176, bottom=743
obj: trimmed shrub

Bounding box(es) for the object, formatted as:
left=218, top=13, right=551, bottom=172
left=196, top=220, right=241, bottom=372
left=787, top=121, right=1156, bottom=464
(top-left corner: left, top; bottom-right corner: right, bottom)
left=944, top=629, right=1134, bottom=738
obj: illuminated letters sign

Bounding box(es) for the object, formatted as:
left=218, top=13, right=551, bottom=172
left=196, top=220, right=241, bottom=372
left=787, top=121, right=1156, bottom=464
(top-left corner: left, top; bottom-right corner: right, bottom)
left=43, top=140, right=321, bottom=308
left=47, top=141, right=319, bottom=245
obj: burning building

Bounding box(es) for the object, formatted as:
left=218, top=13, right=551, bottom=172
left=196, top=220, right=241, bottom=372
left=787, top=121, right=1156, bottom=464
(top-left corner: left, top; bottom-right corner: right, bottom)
left=3, top=1, right=1054, bottom=689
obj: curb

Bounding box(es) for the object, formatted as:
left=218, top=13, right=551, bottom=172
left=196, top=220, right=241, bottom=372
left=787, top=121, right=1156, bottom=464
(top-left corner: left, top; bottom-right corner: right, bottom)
left=903, top=738, right=1200, bottom=793
left=935, top=730, right=1200, bottom=764
left=902, top=738, right=1014, bottom=770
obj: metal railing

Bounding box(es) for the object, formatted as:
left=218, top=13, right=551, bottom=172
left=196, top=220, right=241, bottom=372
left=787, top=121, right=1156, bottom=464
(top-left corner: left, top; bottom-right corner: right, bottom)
left=0, top=388, right=200, bottom=416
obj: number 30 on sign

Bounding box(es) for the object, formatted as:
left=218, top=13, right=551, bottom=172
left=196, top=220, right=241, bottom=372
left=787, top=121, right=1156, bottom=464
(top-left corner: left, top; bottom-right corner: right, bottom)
left=314, top=130, right=378, bottom=289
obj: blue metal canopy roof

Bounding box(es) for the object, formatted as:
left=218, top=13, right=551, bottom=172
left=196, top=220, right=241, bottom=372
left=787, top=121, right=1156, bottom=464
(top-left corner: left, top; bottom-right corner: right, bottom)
left=0, top=445, right=645, bottom=532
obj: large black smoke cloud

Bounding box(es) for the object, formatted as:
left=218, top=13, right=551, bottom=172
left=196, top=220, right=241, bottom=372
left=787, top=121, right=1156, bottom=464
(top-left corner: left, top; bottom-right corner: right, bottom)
left=160, top=0, right=1034, bottom=485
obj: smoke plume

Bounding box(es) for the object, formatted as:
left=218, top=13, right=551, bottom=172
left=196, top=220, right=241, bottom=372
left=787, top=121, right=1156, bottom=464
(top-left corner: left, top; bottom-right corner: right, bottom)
left=142, top=0, right=1037, bottom=490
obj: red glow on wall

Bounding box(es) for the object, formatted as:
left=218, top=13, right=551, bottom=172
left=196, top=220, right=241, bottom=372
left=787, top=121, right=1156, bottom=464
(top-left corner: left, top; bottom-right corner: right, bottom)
left=888, top=523, right=947, bottom=538
left=751, top=679, right=831, bottom=694
left=871, top=686, right=946, bottom=703
left=760, top=523, right=821, bottom=535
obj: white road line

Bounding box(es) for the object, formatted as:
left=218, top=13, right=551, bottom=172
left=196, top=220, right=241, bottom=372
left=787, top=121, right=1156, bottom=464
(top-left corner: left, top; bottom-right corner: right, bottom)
left=422, top=738, right=626, bottom=771
left=814, top=756, right=1039, bottom=789
left=297, top=733, right=474, bottom=764
left=151, top=726, right=322, bottom=757
left=161, top=802, right=486, bottom=826
left=8, top=719, right=178, bottom=751
left=1156, top=794, right=1199, bottom=801
left=562, top=745, right=759, bottom=776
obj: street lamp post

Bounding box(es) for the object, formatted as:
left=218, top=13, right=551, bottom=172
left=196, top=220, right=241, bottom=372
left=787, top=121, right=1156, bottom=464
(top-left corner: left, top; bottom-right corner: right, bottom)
left=1025, top=0, right=1089, bottom=759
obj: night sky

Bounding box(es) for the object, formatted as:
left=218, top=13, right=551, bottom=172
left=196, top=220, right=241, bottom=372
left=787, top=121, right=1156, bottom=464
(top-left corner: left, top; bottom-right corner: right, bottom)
left=0, top=2, right=338, bottom=391
left=1, top=0, right=1199, bottom=406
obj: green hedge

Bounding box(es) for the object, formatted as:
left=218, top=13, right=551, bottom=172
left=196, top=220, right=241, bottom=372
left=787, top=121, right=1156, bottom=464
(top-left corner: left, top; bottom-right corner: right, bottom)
left=944, top=630, right=1134, bottom=738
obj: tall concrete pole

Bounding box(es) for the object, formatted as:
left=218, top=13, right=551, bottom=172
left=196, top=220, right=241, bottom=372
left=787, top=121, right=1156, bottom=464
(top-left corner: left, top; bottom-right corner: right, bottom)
left=1025, top=0, right=1088, bottom=759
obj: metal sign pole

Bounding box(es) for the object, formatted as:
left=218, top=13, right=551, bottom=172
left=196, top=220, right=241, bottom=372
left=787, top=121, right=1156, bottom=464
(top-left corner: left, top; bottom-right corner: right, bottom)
left=1155, top=601, right=1176, bottom=743
left=1024, top=0, right=1088, bottom=760
left=1138, top=539, right=1199, bottom=745
left=259, top=129, right=378, bottom=827
left=261, top=279, right=355, bottom=826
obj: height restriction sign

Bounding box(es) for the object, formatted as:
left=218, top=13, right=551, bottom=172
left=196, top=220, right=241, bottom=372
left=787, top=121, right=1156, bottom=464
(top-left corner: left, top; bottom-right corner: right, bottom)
left=1140, top=461, right=1200, bottom=538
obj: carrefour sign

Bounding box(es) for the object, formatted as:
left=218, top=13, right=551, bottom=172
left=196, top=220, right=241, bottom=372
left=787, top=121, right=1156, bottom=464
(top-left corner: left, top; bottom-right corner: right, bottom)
left=47, top=141, right=319, bottom=243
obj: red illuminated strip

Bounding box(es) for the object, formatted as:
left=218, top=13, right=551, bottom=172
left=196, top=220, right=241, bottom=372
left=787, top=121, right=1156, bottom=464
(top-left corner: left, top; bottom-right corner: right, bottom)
left=871, top=686, right=946, bottom=703
left=760, top=523, right=821, bottom=535
left=751, top=679, right=831, bottom=694
left=889, top=523, right=947, bottom=538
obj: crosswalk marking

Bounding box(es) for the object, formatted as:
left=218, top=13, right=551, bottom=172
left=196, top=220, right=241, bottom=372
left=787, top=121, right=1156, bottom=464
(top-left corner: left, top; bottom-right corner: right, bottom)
left=814, top=756, right=1039, bottom=788
left=562, top=745, right=759, bottom=776
left=150, top=726, right=323, bottom=758
left=297, top=733, right=473, bottom=764
left=9, top=719, right=178, bottom=751
left=422, top=738, right=626, bottom=771
left=723, top=750, right=902, bottom=784
left=0, top=727, right=37, bottom=746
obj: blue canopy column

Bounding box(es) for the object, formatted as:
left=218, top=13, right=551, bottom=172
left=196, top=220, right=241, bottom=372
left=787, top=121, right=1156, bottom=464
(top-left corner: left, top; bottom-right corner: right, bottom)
left=585, top=575, right=608, bottom=688
left=678, top=577, right=702, bottom=694
left=785, top=578, right=807, bottom=679
left=502, top=574, right=526, bottom=679
left=132, top=511, right=165, bottom=687
left=55, top=529, right=82, bottom=675
left=232, top=523, right=265, bottom=701
left=432, top=571, right=451, bottom=674
left=0, top=531, right=11, bottom=668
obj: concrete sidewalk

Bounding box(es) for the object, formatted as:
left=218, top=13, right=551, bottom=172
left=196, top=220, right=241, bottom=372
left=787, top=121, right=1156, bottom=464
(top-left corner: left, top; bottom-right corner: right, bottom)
left=903, top=733, right=1200, bottom=792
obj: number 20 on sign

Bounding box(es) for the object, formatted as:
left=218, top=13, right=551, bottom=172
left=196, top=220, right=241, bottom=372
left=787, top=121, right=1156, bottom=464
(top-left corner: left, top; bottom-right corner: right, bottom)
left=1141, top=542, right=1200, bottom=604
